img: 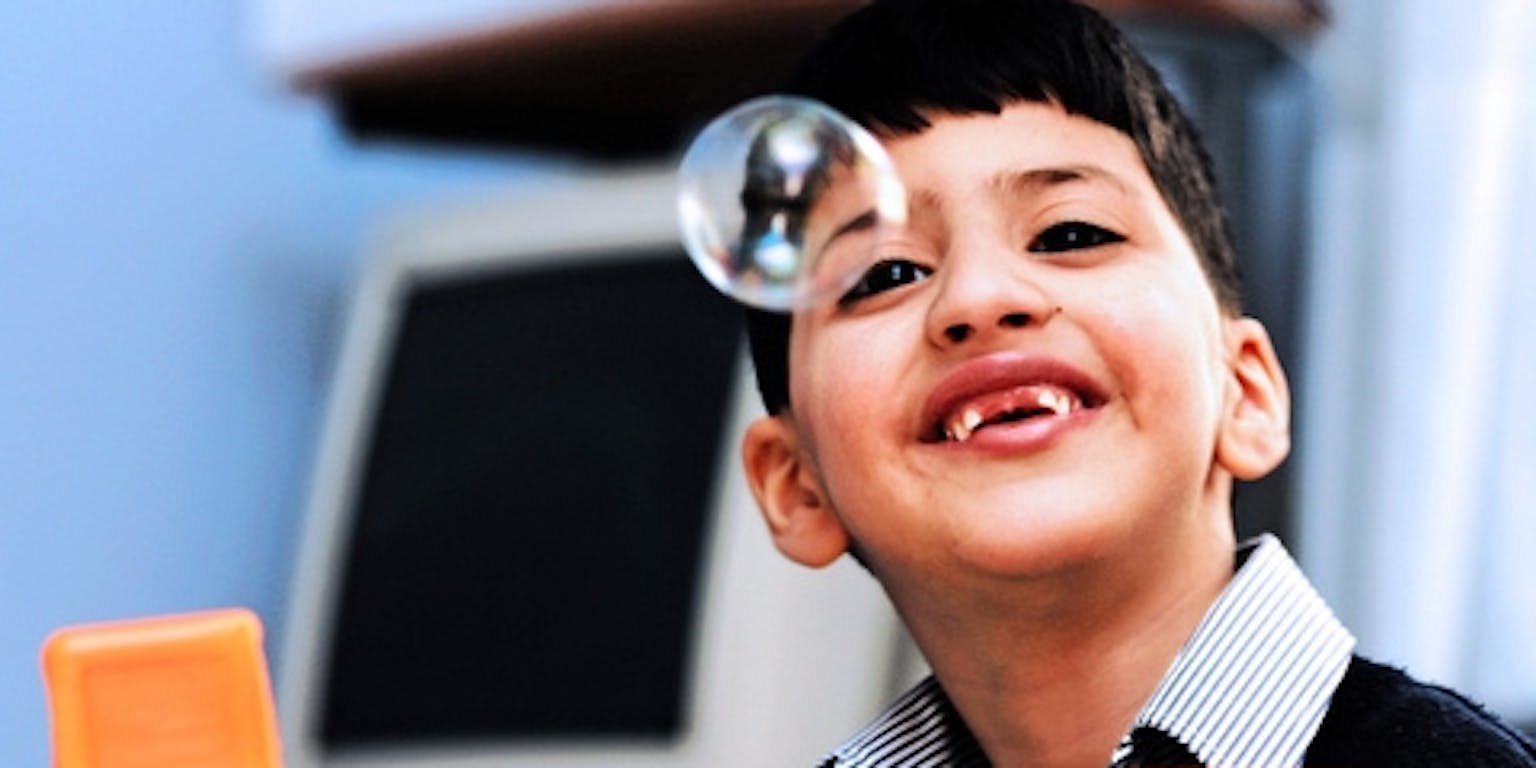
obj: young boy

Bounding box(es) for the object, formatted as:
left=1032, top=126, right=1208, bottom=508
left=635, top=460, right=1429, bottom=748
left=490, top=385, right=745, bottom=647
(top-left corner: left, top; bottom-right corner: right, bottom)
left=733, top=1, right=1536, bottom=765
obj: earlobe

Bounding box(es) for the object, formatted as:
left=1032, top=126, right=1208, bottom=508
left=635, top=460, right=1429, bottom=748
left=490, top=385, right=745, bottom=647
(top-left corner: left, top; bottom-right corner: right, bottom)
left=741, top=415, right=849, bottom=568
left=1216, top=317, right=1292, bottom=481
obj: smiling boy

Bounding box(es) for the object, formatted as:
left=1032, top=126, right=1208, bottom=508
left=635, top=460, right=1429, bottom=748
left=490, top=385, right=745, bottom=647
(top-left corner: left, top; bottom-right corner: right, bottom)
left=733, top=1, right=1536, bottom=766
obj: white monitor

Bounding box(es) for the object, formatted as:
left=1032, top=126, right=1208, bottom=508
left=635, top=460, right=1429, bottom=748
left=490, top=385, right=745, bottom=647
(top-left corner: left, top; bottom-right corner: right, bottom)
left=278, top=168, right=921, bottom=768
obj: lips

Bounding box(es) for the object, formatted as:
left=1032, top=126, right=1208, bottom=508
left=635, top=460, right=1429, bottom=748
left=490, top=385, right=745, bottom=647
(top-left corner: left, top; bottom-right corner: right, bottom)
left=919, top=354, right=1107, bottom=445
left=940, top=383, right=1083, bottom=442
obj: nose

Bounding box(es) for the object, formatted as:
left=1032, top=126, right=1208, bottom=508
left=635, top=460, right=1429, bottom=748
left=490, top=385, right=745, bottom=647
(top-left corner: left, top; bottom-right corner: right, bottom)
left=923, top=239, right=1056, bottom=348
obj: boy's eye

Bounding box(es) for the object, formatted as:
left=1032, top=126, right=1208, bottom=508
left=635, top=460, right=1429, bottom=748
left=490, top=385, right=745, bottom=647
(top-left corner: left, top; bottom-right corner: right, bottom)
left=838, top=259, right=934, bottom=306
left=1027, top=221, right=1126, bottom=253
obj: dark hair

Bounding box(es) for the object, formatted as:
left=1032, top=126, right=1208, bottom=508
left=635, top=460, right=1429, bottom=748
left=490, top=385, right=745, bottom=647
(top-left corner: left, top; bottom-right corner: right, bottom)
left=746, top=0, right=1241, bottom=414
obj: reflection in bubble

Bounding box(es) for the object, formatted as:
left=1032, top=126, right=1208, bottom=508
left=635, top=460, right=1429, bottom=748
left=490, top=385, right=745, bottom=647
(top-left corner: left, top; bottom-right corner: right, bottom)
left=677, top=96, right=907, bottom=311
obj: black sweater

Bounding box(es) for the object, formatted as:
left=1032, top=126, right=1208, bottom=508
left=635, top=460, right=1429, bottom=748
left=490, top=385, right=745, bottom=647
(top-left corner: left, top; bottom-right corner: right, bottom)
left=1303, top=655, right=1536, bottom=766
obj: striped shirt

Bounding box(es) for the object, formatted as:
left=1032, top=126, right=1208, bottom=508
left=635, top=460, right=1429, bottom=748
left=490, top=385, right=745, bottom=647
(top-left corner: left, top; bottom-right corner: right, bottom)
left=821, top=534, right=1356, bottom=767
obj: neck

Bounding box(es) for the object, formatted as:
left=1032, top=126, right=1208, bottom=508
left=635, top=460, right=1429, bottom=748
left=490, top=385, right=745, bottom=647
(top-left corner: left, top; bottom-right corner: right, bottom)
left=883, top=524, right=1234, bottom=768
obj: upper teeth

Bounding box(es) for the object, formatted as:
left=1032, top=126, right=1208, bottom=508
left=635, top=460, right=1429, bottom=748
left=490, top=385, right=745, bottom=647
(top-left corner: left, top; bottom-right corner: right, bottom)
left=1039, top=389, right=1072, bottom=417
left=950, top=408, right=985, bottom=443
left=944, top=388, right=1078, bottom=443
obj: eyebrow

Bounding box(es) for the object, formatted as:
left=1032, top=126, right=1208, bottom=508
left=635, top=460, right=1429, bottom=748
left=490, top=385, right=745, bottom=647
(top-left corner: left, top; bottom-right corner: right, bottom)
left=826, top=208, right=881, bottom=244
left=819, top=165, right=1130, bottom=250
left=987, top=164, right=1132, bottom=198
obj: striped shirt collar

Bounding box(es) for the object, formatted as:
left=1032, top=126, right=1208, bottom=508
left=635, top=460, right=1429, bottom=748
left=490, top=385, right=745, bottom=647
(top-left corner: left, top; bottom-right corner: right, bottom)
left=823, top=534, right=1356, bottom=768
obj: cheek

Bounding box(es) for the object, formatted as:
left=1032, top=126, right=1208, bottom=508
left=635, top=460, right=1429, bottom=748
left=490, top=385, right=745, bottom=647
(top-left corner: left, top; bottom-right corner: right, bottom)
left=792, top=311, right=918, bottom=421
left=798, top=339, right=892, bottom=460
left=789, top=318, right=916, bottom=495
left=1094, top=268, right=1227, bottom=423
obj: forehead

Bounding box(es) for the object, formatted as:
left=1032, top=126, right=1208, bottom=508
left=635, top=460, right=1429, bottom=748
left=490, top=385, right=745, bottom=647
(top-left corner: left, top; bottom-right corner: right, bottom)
left=880, top=102, right=1155, bottom=208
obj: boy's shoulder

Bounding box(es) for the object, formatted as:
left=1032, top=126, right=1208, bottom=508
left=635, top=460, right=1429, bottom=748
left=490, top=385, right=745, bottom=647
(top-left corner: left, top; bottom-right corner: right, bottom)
left=1304, top=654, right=1536, bottom=766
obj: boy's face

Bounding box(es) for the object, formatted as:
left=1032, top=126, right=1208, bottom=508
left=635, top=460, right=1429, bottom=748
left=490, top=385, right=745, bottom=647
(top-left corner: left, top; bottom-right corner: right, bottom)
left=743, top=101, right=1289, bottom=587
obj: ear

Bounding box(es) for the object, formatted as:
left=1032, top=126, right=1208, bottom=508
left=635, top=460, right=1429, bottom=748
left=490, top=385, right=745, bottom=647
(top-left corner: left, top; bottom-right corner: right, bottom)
left=1215, top=317, right=1291, bottom=481
left=740, top=415, right=849, bottom=568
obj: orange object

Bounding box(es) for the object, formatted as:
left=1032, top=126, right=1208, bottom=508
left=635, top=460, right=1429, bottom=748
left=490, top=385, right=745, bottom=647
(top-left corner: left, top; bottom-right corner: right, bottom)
left=41, top=608, right=282, bottom=768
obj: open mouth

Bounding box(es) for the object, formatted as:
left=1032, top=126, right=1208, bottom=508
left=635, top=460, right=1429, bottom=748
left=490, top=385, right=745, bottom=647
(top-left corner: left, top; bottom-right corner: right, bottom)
left=923, top=383, right=1091, bottom=443
left=936, top=384, right=1084, bottom=443
left=918, top=352, right=1109, bottom=446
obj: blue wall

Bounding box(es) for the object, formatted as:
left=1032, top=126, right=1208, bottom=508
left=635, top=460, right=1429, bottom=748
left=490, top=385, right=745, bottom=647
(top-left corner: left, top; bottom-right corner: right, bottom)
left=0, top=3, right=557, bottom=763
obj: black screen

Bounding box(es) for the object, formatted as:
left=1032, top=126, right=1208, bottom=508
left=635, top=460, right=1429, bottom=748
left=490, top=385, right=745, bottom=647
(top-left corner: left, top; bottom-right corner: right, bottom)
left=319, top=252, right=743, bottom=748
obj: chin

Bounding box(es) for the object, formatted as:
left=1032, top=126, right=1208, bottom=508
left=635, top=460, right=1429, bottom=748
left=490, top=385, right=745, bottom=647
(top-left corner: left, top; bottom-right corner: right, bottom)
left=945, top=496, right=1133, bottom=579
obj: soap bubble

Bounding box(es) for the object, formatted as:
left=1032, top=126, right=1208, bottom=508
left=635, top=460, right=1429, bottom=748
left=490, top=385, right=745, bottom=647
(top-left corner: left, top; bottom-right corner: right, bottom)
left=677, top=96, right=908, bottom=311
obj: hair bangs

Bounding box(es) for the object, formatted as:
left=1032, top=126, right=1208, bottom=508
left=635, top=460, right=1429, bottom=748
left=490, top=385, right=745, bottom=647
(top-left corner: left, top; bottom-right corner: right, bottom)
left=790, top=0, right=1134, bottom=139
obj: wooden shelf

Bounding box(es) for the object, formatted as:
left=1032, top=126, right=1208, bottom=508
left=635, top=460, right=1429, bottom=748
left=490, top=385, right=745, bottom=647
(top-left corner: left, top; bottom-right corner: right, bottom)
left=287, top=0, right=1324, bottom=159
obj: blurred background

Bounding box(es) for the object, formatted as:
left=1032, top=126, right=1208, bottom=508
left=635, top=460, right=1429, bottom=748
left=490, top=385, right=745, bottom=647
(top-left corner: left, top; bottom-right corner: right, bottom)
left=2, top=0, right=1532, bottom=765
